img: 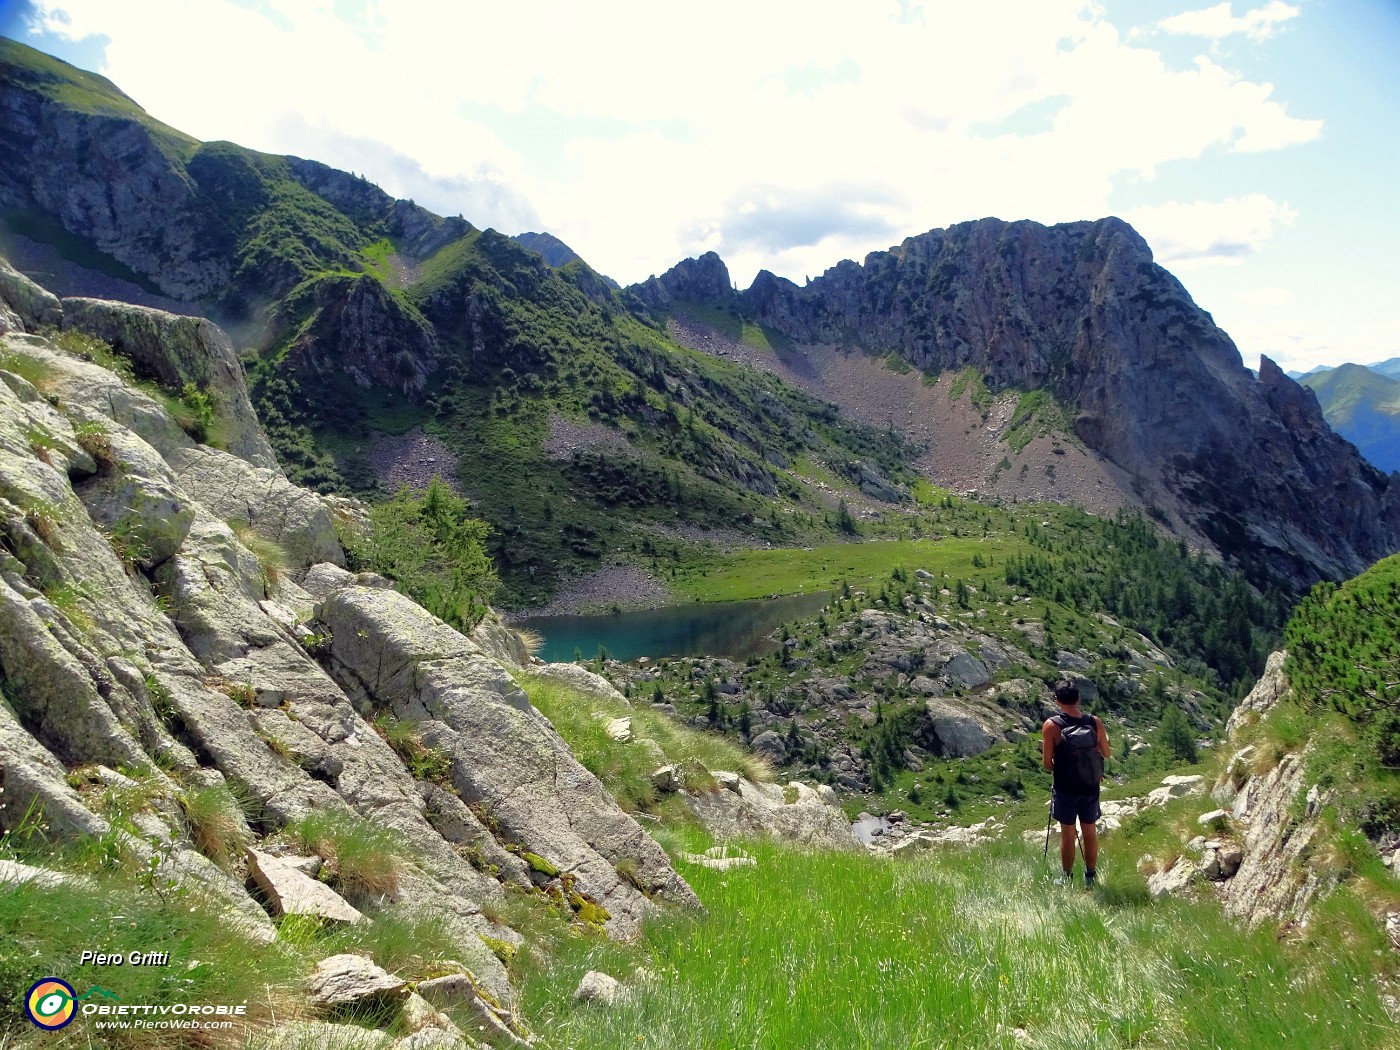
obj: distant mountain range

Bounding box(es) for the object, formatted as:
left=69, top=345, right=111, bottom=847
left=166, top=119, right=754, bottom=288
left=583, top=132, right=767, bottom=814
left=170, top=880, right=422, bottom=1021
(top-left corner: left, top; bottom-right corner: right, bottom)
left=1296, top=363, right=1400, bottom=473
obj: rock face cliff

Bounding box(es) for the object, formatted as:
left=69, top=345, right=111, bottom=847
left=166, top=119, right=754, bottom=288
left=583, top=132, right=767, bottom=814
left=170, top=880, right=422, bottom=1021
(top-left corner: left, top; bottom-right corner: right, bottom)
left=0, top=262, right=698, bottom=1035
left=634, top=220, right=1400, bottom=588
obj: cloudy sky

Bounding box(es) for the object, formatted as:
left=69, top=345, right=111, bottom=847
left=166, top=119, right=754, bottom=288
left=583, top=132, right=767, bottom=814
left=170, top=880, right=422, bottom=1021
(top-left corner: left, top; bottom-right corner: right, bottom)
left=2, top=0, right=1397, bottom=372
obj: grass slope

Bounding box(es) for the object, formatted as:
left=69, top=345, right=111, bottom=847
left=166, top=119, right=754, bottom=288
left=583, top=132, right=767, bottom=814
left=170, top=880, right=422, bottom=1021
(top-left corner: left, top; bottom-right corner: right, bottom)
left=516, top=833, right=1397, bottom=1050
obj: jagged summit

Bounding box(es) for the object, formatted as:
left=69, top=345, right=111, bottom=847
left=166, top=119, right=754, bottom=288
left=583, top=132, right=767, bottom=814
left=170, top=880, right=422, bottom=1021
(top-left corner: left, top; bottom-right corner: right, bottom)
left=630, top=251, right=733, bottom=311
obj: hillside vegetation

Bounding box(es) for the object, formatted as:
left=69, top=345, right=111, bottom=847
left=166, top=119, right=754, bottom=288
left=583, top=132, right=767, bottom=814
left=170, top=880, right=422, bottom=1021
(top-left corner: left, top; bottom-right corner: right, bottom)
left=1283, top=552, right=1400, bottom=837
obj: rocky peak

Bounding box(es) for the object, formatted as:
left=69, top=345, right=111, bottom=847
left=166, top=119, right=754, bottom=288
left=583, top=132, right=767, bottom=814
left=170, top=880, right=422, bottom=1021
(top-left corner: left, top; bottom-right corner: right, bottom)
left=513, top=231, right=584, bottom=268
left=630, top=251, right=733, bottom=311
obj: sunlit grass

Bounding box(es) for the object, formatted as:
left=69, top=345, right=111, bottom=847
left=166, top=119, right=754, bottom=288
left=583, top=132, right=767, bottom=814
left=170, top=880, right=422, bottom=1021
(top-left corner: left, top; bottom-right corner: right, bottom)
left=518, top=836, right=1398, bottom=1050
left=671, top=537, right=1032, bottom=603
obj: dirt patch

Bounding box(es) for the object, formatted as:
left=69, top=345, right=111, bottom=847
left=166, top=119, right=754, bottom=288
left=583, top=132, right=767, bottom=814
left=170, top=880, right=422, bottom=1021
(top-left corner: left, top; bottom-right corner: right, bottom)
left=504, top=564, right=674, bottom=618
left=365, top=427, right=460, bottom=494
left=542, top=413, right=634, bottom=460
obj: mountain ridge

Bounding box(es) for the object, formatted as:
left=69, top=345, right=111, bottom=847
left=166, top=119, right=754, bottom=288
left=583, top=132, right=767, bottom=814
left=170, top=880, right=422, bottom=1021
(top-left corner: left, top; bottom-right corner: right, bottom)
left=627, top=224, right=1400, bottom=588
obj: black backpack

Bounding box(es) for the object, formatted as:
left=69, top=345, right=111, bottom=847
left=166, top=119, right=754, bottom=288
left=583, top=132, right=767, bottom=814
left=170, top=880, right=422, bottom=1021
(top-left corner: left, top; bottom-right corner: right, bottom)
left=1052, top=712, right=1104, bottom=791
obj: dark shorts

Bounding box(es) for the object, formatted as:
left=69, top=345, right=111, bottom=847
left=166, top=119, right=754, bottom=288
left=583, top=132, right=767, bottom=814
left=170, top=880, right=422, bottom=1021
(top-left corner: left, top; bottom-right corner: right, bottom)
left=1052, top=788, right=1102, bottom=826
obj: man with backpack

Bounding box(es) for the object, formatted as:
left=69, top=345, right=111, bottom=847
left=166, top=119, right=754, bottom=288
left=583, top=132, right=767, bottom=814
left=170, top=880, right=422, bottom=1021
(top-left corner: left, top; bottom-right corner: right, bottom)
left=1042, top=680, right=1111, bottom=887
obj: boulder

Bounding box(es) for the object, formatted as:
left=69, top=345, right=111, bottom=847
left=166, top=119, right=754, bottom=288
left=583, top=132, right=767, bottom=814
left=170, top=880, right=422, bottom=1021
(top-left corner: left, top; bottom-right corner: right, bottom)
left=942, top=651, right=991, bottom=689
left=1148, top=856, right=1196, bottom=898
left=924, top=697, right=998, bottom=757
left=750, top=730, right=787, bottom=763
left=529, top=661, right=628, bottom=703
left=416, top=974, right=530, bottom=1047
left=574, top=970, right=622, bottom=1006
left=686, top=776, right=854, bottom=848
left=680, top=845, right=756, bottom=870
left=247, top=849, right=364, bottom=924
left=306, top=954, right=408, bottom=1010
left=650, top=765, right=681, bottom=792
left=604, top=717, right=632, bottom=742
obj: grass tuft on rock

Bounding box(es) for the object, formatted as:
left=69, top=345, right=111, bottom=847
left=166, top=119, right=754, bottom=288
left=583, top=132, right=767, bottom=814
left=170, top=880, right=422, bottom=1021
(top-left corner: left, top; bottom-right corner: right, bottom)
left=284, top=810, right=411, bottom=896
left=178, top=782, right=253, bottom=870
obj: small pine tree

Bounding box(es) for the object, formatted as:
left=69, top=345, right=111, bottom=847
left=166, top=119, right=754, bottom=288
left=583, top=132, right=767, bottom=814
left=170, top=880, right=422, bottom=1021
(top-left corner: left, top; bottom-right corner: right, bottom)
left=1159, top=705, right=1198, bottom=763
left=837, top=500, right=857, bottom=535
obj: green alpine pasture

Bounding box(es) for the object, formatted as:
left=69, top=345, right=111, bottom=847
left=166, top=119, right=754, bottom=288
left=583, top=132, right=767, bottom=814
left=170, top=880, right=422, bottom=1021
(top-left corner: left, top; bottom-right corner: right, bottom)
left=516, top=833, right=1397, bottom=1050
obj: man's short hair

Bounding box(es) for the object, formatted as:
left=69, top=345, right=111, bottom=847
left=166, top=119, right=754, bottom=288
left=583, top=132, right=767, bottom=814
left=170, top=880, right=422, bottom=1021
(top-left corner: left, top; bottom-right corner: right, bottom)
left=1054, top=680, right=1080, bottom=705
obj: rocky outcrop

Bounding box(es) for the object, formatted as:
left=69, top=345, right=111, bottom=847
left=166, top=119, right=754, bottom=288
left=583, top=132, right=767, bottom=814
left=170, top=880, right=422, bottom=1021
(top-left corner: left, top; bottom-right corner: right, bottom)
left=316, top=584, right=698, bottom=937
left=685, top=775, right=855, bottom=848
left=0, top=258, right=61, bottom=332
left=1139, top=650, right=1337, bottom=928
left=0, top=267, right=698, bottom=1038
left=630, top=252, right=733, bottom=312
left=166, top=445, right=343, bottom=571
left=275, top=273, right=440, bottom=395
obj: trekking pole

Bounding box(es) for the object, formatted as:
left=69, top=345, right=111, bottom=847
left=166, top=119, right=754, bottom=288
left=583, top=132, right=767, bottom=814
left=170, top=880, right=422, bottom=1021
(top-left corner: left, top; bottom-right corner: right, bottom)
left=1042, top=805, right=1052, bottom=862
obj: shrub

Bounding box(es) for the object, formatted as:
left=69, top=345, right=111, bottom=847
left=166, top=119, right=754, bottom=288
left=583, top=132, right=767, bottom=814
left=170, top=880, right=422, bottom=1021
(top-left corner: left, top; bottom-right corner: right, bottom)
left=342, top=478, right=497, bottom=633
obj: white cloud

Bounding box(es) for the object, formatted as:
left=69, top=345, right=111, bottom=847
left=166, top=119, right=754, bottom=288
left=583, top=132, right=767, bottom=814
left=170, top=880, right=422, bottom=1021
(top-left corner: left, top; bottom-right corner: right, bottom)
left=1124, top=194, right=1298, bottom=267
left=23, top=0, right=1322, bottom=289
left=1158, top=1, right=1301, bottom=42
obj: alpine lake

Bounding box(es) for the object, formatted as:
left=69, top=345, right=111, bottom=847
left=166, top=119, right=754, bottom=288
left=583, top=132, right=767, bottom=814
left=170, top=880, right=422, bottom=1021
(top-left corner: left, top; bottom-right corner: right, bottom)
left=514, top=591, right=832, bottom=664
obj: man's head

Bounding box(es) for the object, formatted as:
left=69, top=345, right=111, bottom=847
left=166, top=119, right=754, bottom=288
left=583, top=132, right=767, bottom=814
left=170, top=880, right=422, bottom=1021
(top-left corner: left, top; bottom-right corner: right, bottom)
left=1054, top=680, right=1081, bottom=708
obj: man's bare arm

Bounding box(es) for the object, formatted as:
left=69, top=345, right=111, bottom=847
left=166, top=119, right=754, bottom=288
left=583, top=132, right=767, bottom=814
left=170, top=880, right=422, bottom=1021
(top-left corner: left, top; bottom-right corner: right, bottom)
left=1042, top=719, right=1057, bottom=771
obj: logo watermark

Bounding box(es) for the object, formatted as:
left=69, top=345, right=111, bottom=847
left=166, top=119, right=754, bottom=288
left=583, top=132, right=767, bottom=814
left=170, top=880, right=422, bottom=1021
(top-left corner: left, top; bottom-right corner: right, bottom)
left=24, top=978, right=77, bottom=1031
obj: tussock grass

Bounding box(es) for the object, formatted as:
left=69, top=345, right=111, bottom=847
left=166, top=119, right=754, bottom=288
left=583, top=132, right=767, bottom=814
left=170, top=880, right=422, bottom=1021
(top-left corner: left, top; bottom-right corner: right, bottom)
left=284, top=810, right=410, bottom=897
left=177, top=782, right=253, bottom=871
left=519, top=674, right=770, bottom=815
left=372, top=713, right=452, bottom=782
left=73, top=418, right=118, bottom=469
left=231, top=523, right=288, bottom=585
left=518, top=837, right=1399, bottom=1050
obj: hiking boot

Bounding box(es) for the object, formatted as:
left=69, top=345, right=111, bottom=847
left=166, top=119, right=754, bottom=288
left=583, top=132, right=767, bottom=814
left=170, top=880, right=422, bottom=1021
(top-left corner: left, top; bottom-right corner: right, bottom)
left=1084, top=868, right=1098, bottom=889
left=1057, top=870, right=1074, bottom=887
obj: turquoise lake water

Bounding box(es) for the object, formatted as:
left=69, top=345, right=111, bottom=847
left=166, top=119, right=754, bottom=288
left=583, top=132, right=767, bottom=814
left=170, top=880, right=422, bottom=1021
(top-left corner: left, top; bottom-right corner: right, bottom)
left=514, top=591, right=832, bottom=663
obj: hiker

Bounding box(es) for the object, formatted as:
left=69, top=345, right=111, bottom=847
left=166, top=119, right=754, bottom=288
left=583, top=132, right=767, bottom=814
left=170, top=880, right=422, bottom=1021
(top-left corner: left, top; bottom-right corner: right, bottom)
left=1042, top=680, right=1110, bottom=887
